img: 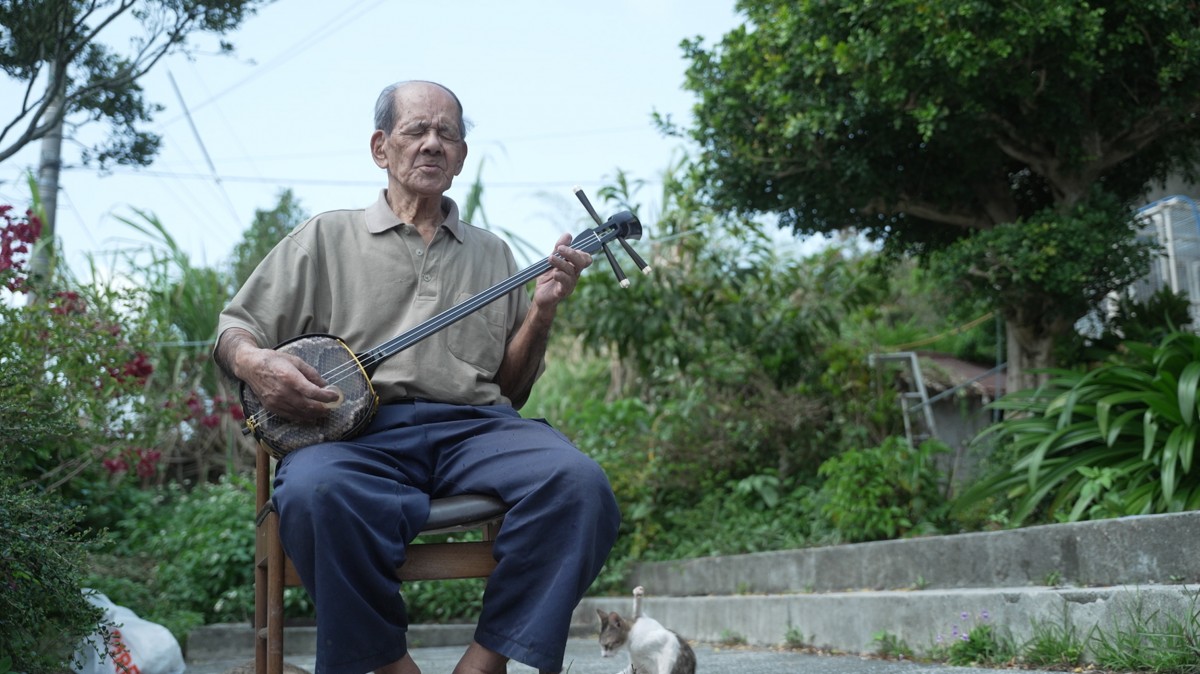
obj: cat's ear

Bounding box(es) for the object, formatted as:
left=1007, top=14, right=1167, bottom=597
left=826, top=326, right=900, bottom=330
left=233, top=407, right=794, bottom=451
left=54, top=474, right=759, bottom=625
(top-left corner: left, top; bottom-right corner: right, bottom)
left=596, top=608, right=607, bottom=624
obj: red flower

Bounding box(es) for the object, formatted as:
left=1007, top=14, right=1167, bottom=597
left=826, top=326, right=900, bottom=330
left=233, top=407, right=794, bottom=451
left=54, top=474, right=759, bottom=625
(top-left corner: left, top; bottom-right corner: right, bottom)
left=50, top=291, right=86, bottom=315
left=201, top=414, right=221, bottom=429
left=135, top=449, right=162, bottom=479
left=103, top=458, right=129, bottom=475
left=185, top=393, right=204, bottom=420
left=109, top=352, right=154, bottom=386
left=0, top=206, right=42, bottom=293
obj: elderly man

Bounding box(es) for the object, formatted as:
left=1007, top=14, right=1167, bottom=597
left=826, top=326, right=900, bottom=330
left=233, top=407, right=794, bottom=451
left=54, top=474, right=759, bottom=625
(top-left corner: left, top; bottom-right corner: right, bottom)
left=214, top=80, right=621, bottom=674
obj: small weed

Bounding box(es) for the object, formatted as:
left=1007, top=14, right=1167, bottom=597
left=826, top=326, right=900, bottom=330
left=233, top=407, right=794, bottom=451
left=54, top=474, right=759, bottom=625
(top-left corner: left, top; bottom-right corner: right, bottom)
left=930, top=610, right=1016, bottom=666
left=872, top=630, right=914, bottom=659
left=718, top=629, right=748, bottom=646
left=911, top=575, right=928, bottom=590
left=1042, top=570, right=1063, bottom=587
left=784, top=626, right=811, bottom=649
left=1089, top=591, right=1200, bottom=673
left=1023, top=608, right=1085, bottom=668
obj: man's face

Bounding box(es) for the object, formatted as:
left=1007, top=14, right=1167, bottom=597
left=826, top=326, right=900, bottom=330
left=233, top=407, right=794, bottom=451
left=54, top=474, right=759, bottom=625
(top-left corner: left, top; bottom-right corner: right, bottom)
left=371, top=83, right=467, bottom=198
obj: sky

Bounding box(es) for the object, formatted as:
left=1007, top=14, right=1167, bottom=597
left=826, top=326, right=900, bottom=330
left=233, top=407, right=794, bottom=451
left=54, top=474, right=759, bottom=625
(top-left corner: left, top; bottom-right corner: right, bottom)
left=0, top=0, right=752, bottom=275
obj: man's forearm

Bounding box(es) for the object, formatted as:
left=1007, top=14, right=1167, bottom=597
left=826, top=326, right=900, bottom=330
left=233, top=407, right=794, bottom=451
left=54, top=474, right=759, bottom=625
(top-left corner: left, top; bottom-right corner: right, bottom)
left=213, top=328, right=259, bottom=383
left=495, top=304, right=555, bottom=408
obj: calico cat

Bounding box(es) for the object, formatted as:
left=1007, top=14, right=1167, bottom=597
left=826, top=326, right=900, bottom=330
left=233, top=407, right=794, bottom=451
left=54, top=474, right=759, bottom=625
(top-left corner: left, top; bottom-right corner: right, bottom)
left=597, top=586, right=697, bottom=674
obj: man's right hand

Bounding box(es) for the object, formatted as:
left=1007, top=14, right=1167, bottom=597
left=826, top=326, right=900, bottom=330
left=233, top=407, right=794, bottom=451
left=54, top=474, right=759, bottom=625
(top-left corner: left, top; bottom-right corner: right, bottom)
left=218, top=329, right=342, bottom=423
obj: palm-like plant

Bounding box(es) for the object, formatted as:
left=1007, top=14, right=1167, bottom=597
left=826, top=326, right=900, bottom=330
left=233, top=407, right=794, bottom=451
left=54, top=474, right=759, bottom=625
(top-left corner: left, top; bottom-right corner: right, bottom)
left=958, top=331, right=1200, bottom=524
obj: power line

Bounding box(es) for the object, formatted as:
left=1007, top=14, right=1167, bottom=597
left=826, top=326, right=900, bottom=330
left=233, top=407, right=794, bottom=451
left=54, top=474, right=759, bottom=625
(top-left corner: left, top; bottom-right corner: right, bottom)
left=161, top=0, right=388, bottom=125
left=167, top=70, right=242, bottom=229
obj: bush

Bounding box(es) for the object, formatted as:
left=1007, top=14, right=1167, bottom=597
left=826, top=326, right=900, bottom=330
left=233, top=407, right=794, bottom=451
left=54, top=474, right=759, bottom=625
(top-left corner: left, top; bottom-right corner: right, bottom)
left=956, top=330, right=1200, bottom=524
left=89, top=476, right=263, bottom=638
left=816, top=436, right=952, bottom=542
left=88, top=475, right=498, bottom=638
left=0, top=470, right=110, bottom=674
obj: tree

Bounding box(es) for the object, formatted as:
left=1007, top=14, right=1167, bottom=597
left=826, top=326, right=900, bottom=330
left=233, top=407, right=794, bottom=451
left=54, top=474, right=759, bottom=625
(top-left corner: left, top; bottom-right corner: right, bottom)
left=677, top=0, right=1200, bottom=392
left=230, top=188, right=308, bottom=287
left=0, top=0, right=271, bottom=167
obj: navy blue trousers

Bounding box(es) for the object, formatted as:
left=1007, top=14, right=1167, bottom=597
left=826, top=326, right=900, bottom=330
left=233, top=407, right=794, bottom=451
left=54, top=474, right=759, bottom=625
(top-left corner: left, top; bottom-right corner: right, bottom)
left=272, top=401, right=621, bottom=674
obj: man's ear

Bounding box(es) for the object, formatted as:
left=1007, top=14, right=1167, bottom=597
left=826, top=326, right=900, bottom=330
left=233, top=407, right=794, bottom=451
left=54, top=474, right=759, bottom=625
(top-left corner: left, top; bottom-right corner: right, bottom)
left=370, top=129, right=387, bottom=169
left=452, top=141, right=468, bottom=176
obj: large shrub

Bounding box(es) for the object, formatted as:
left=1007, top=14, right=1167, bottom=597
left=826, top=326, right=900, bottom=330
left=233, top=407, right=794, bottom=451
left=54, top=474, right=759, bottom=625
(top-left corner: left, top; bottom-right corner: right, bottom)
left=957, top=330, right=1200, bottom=524
left=0, top=468, right=110, bottom=674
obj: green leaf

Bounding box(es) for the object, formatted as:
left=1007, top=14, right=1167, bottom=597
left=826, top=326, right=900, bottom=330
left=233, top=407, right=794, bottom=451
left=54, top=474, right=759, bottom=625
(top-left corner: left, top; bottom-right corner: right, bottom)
left=1144, top=410, right=1159, bottom=460
left=1177, top=361, right=1200, bottom=426
left=1100, top=408, right=1142, bottom=448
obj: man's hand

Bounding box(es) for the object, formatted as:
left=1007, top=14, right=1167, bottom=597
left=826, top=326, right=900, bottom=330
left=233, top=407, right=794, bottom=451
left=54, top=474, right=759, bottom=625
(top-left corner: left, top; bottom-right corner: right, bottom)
left=218, top=329, right=342, bottom=423
left=533, top=232, right=593, bottom=310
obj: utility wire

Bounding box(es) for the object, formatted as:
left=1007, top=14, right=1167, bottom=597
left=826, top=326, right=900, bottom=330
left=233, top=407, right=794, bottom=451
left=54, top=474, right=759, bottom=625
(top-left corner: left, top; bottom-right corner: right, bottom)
left=167, top=70, right=242, bottom=229
left=164, top=0, right=388, bottom=123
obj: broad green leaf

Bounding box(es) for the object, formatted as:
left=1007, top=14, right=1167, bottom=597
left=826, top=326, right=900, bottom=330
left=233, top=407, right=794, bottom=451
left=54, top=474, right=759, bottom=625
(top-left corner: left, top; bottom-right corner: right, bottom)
left=1101, top=408, right=1142, bottom=448
left=1178, top=361, right=1200, bottom=426
left=1143, top=410, right=1159, bottom=460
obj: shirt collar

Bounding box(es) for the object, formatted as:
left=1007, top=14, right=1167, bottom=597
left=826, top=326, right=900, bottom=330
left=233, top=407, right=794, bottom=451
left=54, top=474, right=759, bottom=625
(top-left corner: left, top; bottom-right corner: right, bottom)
left=365, top=189, right=465, bottom=242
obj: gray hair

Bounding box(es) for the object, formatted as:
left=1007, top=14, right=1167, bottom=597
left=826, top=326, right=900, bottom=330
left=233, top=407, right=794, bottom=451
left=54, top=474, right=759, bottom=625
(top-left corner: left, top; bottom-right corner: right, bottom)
left=374, top=80, right=469, bottom=138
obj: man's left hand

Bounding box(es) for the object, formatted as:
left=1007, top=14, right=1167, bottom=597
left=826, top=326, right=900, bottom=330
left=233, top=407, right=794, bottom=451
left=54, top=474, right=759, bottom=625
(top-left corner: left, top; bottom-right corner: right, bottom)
left=534, top=232, right=592, bottom=308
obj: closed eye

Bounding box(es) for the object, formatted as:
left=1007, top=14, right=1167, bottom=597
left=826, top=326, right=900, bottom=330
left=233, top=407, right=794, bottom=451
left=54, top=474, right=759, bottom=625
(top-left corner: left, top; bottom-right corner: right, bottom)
left=397, top=121, right=461, bottom=142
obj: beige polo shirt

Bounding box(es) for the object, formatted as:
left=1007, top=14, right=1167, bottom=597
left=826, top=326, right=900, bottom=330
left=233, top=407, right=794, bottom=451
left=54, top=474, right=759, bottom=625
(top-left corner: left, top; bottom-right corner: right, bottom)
left=217, top=190, right=537, bottom=407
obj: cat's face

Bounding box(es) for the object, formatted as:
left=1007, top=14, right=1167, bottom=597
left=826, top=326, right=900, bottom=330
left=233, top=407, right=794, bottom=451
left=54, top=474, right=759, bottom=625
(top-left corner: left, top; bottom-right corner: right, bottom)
left=597, top=609, right=631, bottom=657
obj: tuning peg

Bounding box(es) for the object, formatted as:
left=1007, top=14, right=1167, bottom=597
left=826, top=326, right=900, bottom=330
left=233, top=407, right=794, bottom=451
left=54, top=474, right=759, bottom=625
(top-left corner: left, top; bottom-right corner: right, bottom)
left=617, top=237, right=652, bottom=275
left=601, top=243, right=630, bottom=289
left=573, top=185, right=605, bottom=226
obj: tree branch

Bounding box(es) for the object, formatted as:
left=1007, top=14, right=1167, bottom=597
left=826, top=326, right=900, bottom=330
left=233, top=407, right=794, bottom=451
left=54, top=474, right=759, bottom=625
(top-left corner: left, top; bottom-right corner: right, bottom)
left=863, top=195, right=993, bottom=231
left=1095, top=102, right=1200, bottom=172
left=0, top=0, right=209, bottom=164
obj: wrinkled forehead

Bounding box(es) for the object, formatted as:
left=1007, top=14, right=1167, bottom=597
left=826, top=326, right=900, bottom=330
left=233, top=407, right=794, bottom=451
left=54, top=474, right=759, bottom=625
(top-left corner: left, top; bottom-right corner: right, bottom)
left=391, top=83, right=462, bottom=130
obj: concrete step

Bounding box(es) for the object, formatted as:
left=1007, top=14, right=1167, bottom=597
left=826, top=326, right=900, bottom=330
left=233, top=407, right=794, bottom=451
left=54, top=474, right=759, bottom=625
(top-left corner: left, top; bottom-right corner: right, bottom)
left=189, top=512, right=1200, bottom=663
left=626, top=511, right=1200, bottom=596
left=574, top=584, right=1200, bottom=659
left=570, top=512, right=1200, bottom=660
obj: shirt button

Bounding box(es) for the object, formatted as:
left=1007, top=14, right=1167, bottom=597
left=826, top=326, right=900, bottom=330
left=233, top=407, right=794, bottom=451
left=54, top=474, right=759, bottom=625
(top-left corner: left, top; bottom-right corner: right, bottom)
left=416, top=250, right=423, bottom=256
left=422, top=274, right=432, bottom=282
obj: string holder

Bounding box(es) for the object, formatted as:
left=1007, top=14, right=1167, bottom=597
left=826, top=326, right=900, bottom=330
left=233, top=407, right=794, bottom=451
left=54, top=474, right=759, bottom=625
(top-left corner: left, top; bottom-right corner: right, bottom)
left=573, top=186, right=651, bottom=288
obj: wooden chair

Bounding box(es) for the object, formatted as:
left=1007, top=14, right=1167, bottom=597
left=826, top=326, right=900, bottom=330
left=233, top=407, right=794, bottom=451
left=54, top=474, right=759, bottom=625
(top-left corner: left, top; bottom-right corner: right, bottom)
left=253, top=444, right=508, bottom=674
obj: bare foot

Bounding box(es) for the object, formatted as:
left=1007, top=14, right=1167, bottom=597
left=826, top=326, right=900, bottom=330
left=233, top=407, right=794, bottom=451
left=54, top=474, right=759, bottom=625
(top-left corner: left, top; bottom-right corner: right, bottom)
left=374, top=652, right=420, bottom=674
left=451, top=641, right=508, bottom=674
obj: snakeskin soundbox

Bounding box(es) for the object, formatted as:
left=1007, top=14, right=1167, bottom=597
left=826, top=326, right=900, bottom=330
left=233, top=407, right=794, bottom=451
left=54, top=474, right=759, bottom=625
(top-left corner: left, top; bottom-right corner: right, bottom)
left=241, top=334, right=379, bottom=460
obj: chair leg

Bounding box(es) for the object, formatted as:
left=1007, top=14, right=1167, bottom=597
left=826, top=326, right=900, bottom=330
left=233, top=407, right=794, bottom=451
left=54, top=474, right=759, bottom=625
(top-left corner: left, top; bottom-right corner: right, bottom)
left=254, top=445, right=285, bottom=674
left=255, top=533, right=267, bottom=674
left=265, top=510, right=285, bottom=674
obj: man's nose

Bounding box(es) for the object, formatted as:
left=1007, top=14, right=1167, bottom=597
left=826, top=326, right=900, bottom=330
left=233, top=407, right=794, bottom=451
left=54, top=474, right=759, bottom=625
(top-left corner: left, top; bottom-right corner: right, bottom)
left=419, top=130, right=444, bottom=153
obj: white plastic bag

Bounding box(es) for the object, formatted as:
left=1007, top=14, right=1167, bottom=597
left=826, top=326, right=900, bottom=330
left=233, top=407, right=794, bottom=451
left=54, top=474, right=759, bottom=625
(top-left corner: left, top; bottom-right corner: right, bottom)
left=73, top=590, right=185, bottom=674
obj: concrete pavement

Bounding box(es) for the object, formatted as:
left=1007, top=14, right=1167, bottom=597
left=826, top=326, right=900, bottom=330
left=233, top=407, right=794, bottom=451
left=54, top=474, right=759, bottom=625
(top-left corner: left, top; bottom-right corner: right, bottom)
left=184, top=636, right=1070, bottom=674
